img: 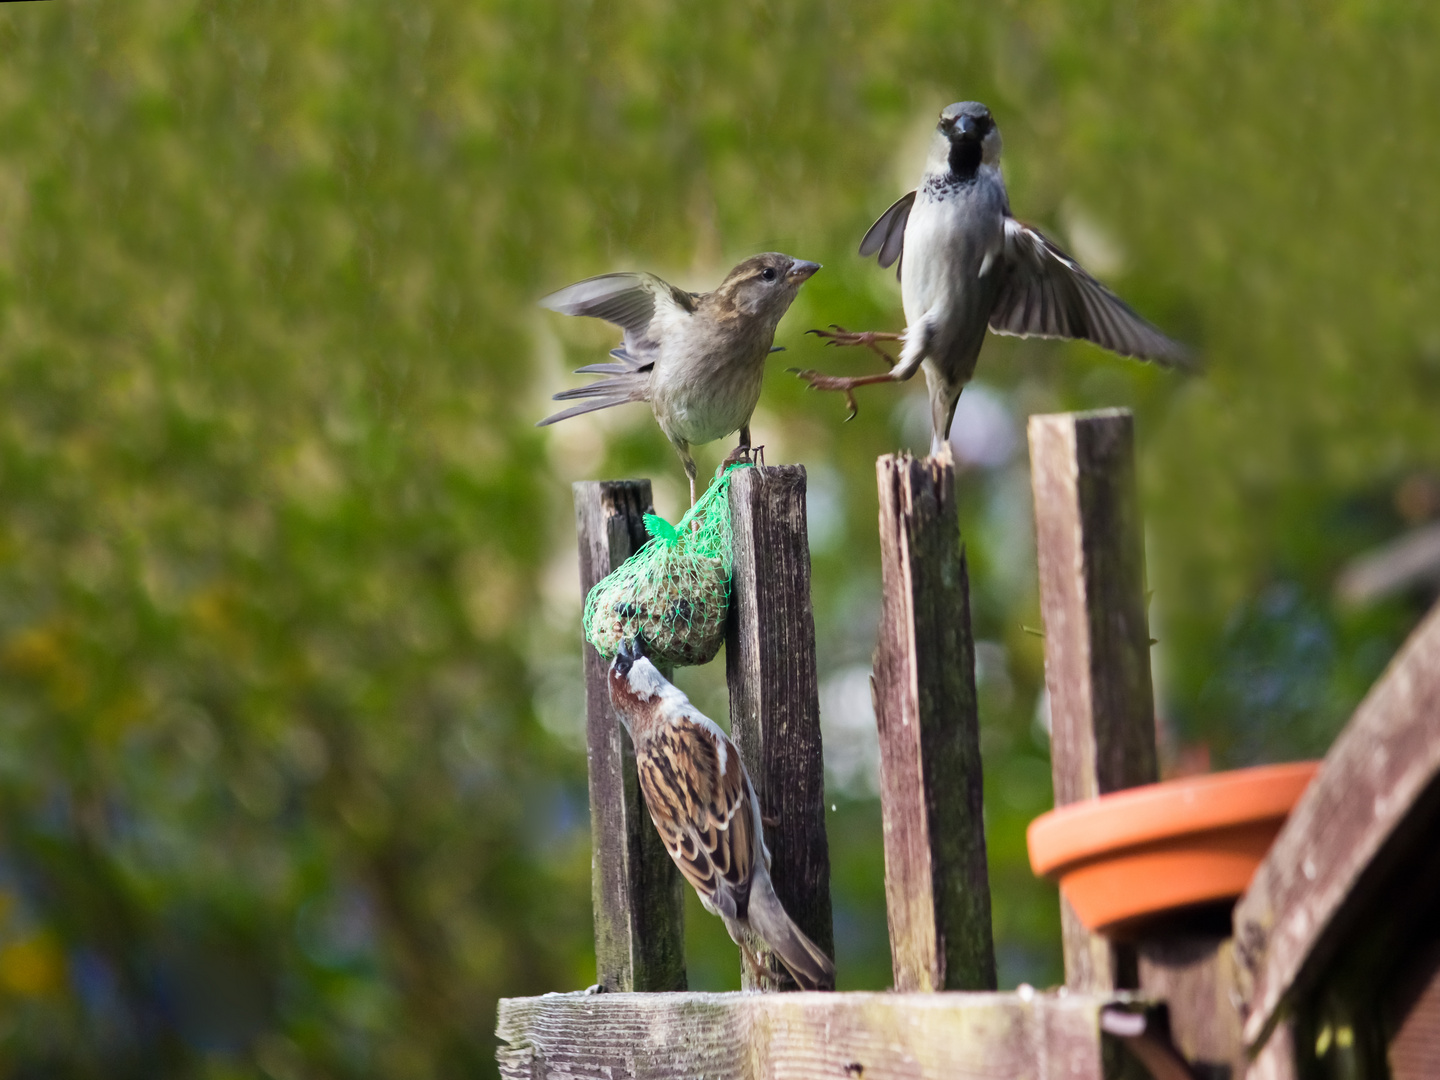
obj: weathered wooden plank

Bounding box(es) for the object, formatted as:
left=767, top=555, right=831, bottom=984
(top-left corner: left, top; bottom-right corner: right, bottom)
left=1028, top=410, right=1157, bottom=993
left=726, top=465, right=834, bottom=991
left=1243, top=1020, right=1298, bottom=1080
left=1234, top=600, right=1440, bottom=1050
left=872, top=452, right=996, bottom=992
left=575, top=481, right=686, bottom=993
left=1391, top=950, right=1440, bottom=1080
left=496, top=990, right=1136, bottom=1080
left=1136, top=934, right=1243, bottom=1077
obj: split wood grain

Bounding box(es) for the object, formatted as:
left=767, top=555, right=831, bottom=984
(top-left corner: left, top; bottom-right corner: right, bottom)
left=1028, top=410, right=1157, bottom=993
left=725, top=465, right=834, bottom=991
left=496, top=989, right=1136, bottom=1080
left=574, top=480, right=686, bottom=993
left=872, top=452, right=996, bottom=991
left=1234, top=599, right=1440, bottom=1050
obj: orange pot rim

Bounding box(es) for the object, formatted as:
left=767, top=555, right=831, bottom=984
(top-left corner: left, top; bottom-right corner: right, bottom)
left=1027, top=761, right=1321, bottom=879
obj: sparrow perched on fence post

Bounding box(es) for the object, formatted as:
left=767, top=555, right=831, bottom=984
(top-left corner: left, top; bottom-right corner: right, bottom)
left=796, top=101, right=1190, bottom=453
left=607, top=644, right=835, bottom=991
left=538, top=253, right=821, bottom=503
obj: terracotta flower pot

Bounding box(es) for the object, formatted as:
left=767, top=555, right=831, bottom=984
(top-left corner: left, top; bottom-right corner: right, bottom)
left=1027, top=761, right=1320, bottom=936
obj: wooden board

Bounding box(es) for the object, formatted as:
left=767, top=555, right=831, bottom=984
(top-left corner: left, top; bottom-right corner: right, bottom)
left=1391, top=945, right=1440, bottom=1080
left=1234, top=600, right=1440, bottom=1050
left=1028, top=411, right=1157, bottom=993
left=1135, top=934, right=1242, bottom=1077
left=872, top=453, right=995, bottom=991
left=575, top=480, right=687, bottom=992
left=726, top=466, right=834, bottom=990
left=497, top=990, right=1147, bottom=1080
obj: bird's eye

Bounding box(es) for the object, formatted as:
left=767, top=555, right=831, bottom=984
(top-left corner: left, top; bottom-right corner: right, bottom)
left=760, top=267, right=778, bottom=282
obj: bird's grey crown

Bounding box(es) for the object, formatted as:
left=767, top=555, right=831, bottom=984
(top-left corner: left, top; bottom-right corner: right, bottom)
left=939, top=101, right=992, bottom=123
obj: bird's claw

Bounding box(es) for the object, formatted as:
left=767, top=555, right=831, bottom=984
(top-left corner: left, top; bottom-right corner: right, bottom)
left=718, top=443, right=764, bottom=474
left=806, top=325, right=898, bottom=368
left=793, top=368, right=860, bottom=421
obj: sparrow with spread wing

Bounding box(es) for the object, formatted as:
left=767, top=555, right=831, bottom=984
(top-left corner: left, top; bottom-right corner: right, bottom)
left=797, top=102, right=1190, bottom=452
left=538, top=253, right=820, bottom=503
left=608, top=646, right=835, bottom=991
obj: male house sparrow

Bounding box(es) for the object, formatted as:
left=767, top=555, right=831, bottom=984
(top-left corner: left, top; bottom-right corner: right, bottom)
left=797, top=102, right=1189, bottom=452
left=538, top=253, right=821, bottom=503
left=608, top=647, right=835, bottom=991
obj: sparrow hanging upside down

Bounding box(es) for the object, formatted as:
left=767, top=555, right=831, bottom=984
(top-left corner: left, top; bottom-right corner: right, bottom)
left=797, top=101, right=1191, bottom=453
left=608, top=645, right=835, bottom=991
left=537, top=253, right=821, bottom=503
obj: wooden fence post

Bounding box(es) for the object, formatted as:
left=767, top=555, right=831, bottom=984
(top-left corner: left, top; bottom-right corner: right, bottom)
left=1028, top=410, right=1158, bottom=993
left=726, top=465, right=834, bottom=990
left=575, top=480, right=687, bottom=992
left=872, top=452, right=997, bottom=991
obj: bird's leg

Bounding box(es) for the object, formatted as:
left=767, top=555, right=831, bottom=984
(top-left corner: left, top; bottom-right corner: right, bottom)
left=738, top=937, right=771, bottom=986
left=790, top=368, right=907, bottom=422
left=676, top=445, right=698, bottom=506
left=807, top=325, right=903, bottom=368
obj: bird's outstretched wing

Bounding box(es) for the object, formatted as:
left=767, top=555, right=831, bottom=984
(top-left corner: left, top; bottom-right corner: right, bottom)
left=636, top=717, right=756, bottom=920
left=990, top=217, right=1192, bottom=367
left=537, top=272, right=698, bottom=427
left=858, top=191, right=916, bottom=281
left=539, top=272, right=696, bottom=365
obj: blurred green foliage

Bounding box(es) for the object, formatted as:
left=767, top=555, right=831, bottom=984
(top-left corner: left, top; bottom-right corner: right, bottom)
left=0, top=0, right=1437, bottom=1076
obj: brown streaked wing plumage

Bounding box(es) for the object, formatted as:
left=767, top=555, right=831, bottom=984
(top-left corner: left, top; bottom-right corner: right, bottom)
left=636, top=721, right=754, bottom=919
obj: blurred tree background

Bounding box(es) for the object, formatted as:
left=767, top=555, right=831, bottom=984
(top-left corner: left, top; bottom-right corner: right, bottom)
left=0, top=0, right=1437, bottom=1076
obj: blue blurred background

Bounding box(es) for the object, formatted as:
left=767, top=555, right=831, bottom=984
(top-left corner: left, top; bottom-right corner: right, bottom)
left=1, top=1, right=1438, bottom=1076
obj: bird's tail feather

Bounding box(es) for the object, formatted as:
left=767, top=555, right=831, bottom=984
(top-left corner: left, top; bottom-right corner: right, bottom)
left=550, top=374, right=645, bottom=402
left=536, top=374, right=647, bottom=428
left=536, top=394, right=639, bottom=427
left=746, top=881, right=835, bottom=991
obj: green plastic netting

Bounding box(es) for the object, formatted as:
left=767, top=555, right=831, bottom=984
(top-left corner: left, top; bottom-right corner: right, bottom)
left=583, top=463, right=752, bottom=667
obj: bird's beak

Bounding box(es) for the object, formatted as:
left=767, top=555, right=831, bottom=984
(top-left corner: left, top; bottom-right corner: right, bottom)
left=957, top=114, right=980, bottom=139
left=787, top=259, right=821, bottom=283
left=613, top=637, right=645, bottom=677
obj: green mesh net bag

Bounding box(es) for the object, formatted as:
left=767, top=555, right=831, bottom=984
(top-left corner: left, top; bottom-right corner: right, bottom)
left=584, top=463, right=751, bottom=667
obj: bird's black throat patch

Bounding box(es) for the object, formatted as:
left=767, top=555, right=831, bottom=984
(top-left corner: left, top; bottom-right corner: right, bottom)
left=947, top=138, right=982, bottom=181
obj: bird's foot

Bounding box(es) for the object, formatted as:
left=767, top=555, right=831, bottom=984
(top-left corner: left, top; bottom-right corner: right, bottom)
left=790, top=368, right=863, bottom=421
left=718, top=442, right=763, bottom=474
left=806, top=325, right=901, bottom=368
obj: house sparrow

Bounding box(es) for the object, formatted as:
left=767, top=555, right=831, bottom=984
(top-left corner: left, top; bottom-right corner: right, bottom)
left=537, top=253, right=821, bottom=503
left=608, top=646, right=835, bottom=991
left=797, top=102, right=1190, bottom=452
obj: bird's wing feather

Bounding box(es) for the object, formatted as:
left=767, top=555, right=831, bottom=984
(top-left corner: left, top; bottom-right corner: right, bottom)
left=540, top=272, right=695, bottom=376
left=573, top=347, right=656, bottom=376
left=990, top=218, right=1192, bottom=367
left=540, top=271, right=695, bottom=342
left=637, top=718, right=754, bottom=919
left=858, top=191, right=916, bottom=279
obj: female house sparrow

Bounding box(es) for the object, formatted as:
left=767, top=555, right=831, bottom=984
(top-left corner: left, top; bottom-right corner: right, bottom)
left=608, top=647, right=835, bottom=991
left=797, top=102, right=1189, bottom=452
left=538, top=253, right=820, bottom=503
